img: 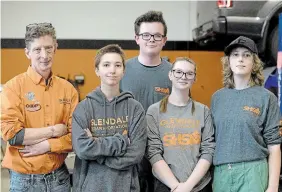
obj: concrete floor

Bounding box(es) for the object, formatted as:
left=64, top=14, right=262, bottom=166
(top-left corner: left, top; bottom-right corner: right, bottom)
left=1, top=153, right=75, bottom=192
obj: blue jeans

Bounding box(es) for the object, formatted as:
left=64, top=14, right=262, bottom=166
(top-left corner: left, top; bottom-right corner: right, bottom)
left=9, top=163, right=71, bottom=192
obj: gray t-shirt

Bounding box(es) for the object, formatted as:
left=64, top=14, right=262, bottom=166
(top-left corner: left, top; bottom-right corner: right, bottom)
left=146, top=100, right=215, bottom=192
left=211, top=86, right=281, bottom=166
left=120, top=57, right=172, bottom=112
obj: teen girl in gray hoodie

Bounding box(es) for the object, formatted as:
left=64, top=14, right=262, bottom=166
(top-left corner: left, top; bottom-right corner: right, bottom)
left=72, top=44, right=147, bottom=192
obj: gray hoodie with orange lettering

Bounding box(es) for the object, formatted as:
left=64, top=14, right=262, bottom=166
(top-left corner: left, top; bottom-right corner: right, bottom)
left=146, top=100, right=215, bottom=192
left=72, top=87, right=147, bottom=192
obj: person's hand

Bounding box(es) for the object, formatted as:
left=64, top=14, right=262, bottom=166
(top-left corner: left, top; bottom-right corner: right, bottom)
left=85, top=128, right=98, bottom=140
left=173, top=182, right=192, bottom=192
left=19, top=140, right=50, bottom=157
left=122, top=129, right=130, bottom=144
left=51, top=124, right=68, bottom=137
left=85, top=128, right=92, bottom=137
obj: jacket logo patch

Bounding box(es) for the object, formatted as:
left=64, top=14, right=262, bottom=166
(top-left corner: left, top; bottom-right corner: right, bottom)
left=59, top=98, right=71, bottom=104
left=155, top=87, right=170, bottom=95
left=243, top=106, right=260, bottom=116
left=25, top=104, right=41, bottom=112
left=25, top=92, right=35, bottom=101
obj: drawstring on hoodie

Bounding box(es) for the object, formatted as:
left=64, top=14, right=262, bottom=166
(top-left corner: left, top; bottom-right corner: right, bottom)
left=104, top=96, right=118, bottom=136
left=113, top=97, right=117, bottom=134
left=104, top=98, right=107, bottom=136
left=114, top=97, right=117, bottom=119
left=126, top=100, right=129, bottom=137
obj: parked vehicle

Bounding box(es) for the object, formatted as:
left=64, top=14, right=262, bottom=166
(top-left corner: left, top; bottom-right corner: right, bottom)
left=193, top=0, right=282, bottom=67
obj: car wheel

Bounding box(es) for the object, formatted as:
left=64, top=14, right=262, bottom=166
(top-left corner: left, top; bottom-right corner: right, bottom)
left=267, top=25, right=278, bottom=67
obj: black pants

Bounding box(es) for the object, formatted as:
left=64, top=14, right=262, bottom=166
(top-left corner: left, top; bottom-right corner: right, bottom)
left=138, top=158, right=154, bottom=192
left=154, top=178, right=213, bottom=192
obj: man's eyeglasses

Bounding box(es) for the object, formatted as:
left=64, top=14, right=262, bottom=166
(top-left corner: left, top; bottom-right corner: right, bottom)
left=138, top=33, right=165, bottom=41
left=26, top=23, right=53, bottom=31
left=172, top=69, right=196, bottom=80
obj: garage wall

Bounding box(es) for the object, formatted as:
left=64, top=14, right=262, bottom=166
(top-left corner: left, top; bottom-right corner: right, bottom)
left=1, top=1, right=224, bottom=106
left=1, top=1, right=198, bottom=41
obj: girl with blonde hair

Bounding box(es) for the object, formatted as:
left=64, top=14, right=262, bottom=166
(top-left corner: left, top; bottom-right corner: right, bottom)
left=146, top=57, right=215, bottom=192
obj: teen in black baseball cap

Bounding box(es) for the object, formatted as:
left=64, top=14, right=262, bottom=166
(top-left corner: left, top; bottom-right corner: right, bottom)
left=224, top=36, right=258, bottom=56
left=211, top=35, right=281, bottom=192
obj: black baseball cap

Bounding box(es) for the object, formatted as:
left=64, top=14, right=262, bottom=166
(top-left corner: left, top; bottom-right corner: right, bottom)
left=224, top=36, right=258, bottom=56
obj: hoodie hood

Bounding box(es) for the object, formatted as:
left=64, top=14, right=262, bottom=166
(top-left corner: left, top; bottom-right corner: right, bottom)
left=86, top=87, right=134, bottom=105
